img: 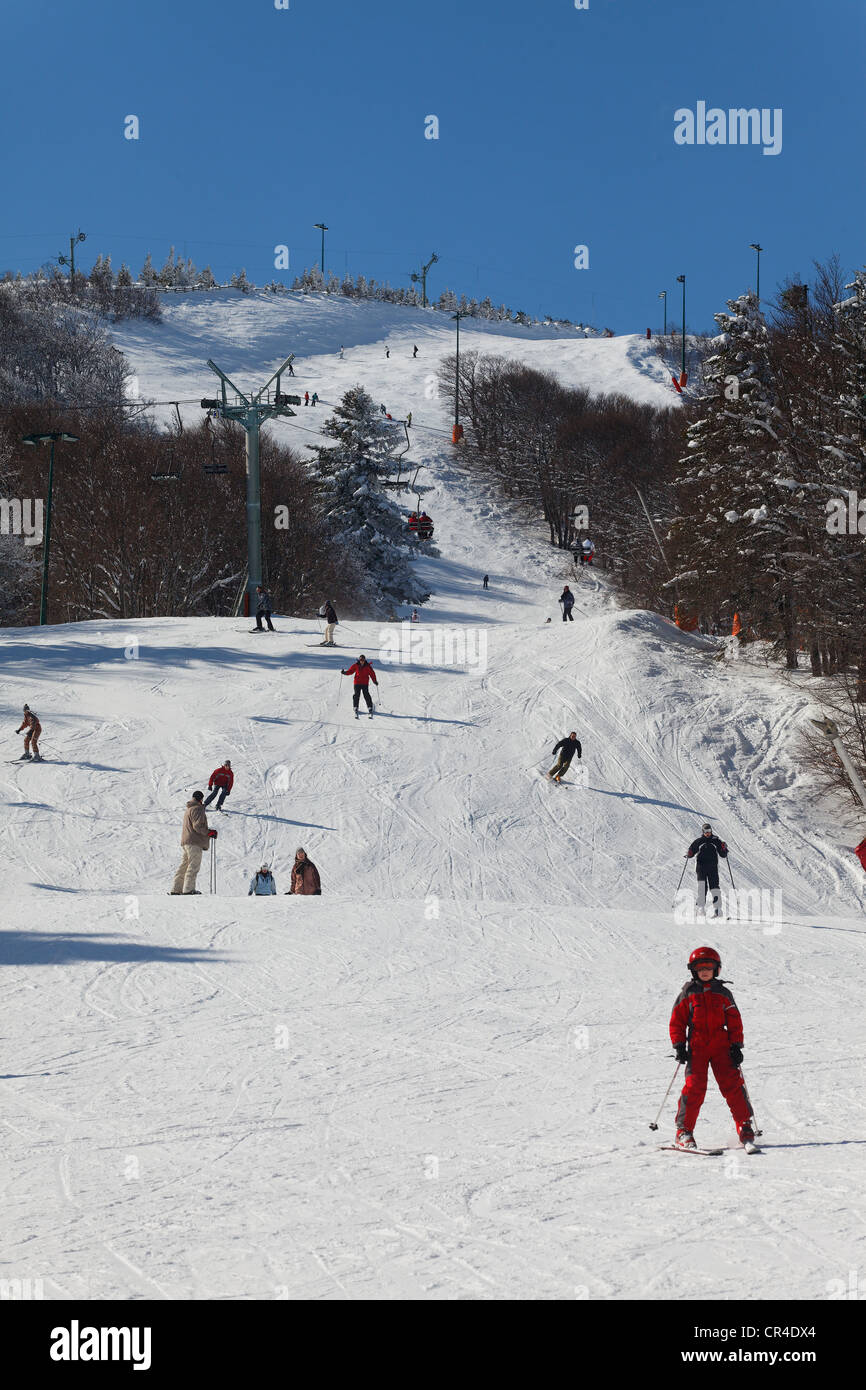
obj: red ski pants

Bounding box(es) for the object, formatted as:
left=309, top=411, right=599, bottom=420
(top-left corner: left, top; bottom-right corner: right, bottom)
left=676, top=1045, right=751, bottom=1132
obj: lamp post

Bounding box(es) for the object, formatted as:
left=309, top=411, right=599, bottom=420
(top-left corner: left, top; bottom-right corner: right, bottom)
left=313, top=223, right=328, bottom=277
left=58, top=229, right=86, bottom=283
left=749, top=243, right=763, bottom=306
left=450, top=310, right=469, bottom=442
left=658, top=289, right=667, bottom=335
left=676, top=274, right=686, bottom=382
left=22, top=431, right=79, bottom=625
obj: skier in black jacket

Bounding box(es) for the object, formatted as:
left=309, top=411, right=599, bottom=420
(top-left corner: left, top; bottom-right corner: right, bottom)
left=547, top=732, right=582, bottom=782
left=685, top=823, right=728, bottom=917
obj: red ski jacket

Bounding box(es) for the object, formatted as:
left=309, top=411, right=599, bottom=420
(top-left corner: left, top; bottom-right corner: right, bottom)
left=208, top=766, right=234, bottom=791
left=343, top=662, right=378, bottom=687
left=669, top=980, right=744, bottom=1052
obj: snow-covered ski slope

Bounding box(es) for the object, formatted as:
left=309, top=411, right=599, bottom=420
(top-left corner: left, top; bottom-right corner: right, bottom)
left=2, top=293, right=864, bottom=1301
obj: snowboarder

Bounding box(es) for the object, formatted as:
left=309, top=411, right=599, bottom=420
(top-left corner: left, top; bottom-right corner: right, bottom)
left=304, top=392, right=310, bottom=406
left=413, top=345, right=418, bottom=358
left=254, top=585, right=275, bottom=632
left=15, top=703, right=42, bottom=760
left=547, top=731, right=581, bottom=782
left=318, top=599, right=338, bottom=646
left=341, top=655, right=378, bottom=718
left=482, top=574, right=489, bottom=589
left=559, top=585, right=575, bottom=622
left=669, top=946, right=755, bottom=1151
left=579, top=539, right=595, bottom=566
left=204, top=760, right=233, bottom=811
left=685, top=823, right=728, bottom=918
left=287, top=847, right=321, bottom=895
left=249, top=863, right=277, bottom=895
left=311, top=392, right=319, bottom=407
left=170, top=791, right=215, bottom=895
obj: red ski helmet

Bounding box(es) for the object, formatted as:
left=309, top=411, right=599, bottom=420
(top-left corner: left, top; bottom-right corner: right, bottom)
left=688, top=946, right=721, bottom=978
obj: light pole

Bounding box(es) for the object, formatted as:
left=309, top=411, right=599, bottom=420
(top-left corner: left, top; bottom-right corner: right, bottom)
left=658, top=289, right=667, bottom=335
left=22, top=431, right=79, bottom=625
left=450, top=310, right=469, bottom=442
left=313, top=222, right=328, bottom=278
left=676, top=274, right=686, bottom=383
left=749, top=243, right=763, bottom=306
left=58, top=229, right=86, bottom=283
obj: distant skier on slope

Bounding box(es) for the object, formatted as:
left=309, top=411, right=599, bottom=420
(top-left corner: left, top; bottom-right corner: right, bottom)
left=559, top=585, right=575, bottom=622
left=318, top=599, right=338, bottom=646
left=341, top=655, right=378, bottom=719
left=254, top=585, right=275, bottom=632
left=249, top=863, right=277, bottom=895
left=204, top=760, right=233, bottom=811
left=547, top=731, right=582, bottom=782
left=482, top=574, right=489, bottom=589
left=669, top=946, right=755, bottom=1151
left=413, top=344, right=419, bottom=358
left=685, top=822, right=728, bottom=918
left=15, top=704, right=42, bottom=760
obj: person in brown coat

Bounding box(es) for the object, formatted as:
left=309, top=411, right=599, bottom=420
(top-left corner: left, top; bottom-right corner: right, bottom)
left=170, top=791, right=215, bottom=895
left=15, top=704, right=42, bottom=760
left=287, top=848, right=321, bottom=895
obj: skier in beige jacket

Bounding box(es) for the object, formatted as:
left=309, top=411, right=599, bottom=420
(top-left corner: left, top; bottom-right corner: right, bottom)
left=170, top=791, right=216, bottom=895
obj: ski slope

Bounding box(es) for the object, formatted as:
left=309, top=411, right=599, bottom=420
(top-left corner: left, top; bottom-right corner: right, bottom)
left=1, top=294, right=864, bottom=1301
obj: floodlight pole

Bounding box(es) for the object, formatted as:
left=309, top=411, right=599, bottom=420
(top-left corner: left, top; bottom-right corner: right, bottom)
left=204, top=355, right=297, bottom=613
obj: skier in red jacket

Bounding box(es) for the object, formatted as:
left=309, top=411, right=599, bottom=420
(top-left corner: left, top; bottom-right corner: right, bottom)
left=203, top=760, right=234, bottom=811
left=341, top=656, right=378, bottom=719
left=669, top=946, right=754, bottom=1151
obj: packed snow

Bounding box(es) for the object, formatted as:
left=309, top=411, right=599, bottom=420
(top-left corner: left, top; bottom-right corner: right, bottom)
left=1, top=294, right=863, bottom=1300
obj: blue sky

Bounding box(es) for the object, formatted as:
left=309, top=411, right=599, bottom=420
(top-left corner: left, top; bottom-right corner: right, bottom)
left=2, top=0, right=863, bottom=332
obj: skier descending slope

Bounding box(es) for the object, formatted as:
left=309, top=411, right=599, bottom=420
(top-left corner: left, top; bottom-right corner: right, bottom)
left=341, top=655, right=378, bottom=719
left=559, top=585, right=575, bottom=622
left=15, top=704, right=42, bottom=760
left=685, top=823, right=728, bottom=917
left=669, top=947, right=755, bottom=1152
left=547, top=731, right=582, bottom=783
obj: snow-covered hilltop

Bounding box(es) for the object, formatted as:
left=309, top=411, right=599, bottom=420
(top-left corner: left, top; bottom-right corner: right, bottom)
left=2, top=292, right=863, bottom=1301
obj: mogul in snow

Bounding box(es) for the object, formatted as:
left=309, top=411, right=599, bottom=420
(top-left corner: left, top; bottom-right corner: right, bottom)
left=203, top=760, right=233, bottom=811
left=547, top=731, right=582, bottom=783
left=341, top=655, right=378, bottom=718
left=559, top=585, right=575, bottom=621
left=249, top=863, right=277, bottom=895
left=685, top=822, right=728, bottom=917
left=15, top=703, right=42, bottom=760
left=669, top=946, right=755, bottom=1151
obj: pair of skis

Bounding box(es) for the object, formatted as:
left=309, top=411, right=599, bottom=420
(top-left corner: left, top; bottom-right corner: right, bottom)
left=659, top=1140, right=761, bottom=1157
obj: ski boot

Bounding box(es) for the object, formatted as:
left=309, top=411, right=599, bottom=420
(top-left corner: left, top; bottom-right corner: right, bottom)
left=738, top=1122, right=755, bottom=1146
left=18, top=751, right=32, bottom=760
left=675, top=1129, right=697, bottom=1151
left=354, top=709, right=359, bottom=720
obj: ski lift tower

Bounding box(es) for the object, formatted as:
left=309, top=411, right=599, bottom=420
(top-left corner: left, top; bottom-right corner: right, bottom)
left=201, top=354, right=299, bottom=614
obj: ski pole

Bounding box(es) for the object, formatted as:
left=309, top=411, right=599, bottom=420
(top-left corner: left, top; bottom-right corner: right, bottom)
left=649, top=1062, right=682, bottom=1131
left=738, top=1068, right=762, bottom=1135
left=672, top=857, right=688, bottom=906
left=335, top=672, right=344, bottom=710
left=726, top=857, right=736, bottom=890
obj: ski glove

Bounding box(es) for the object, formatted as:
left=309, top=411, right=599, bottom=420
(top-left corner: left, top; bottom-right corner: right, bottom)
left=729, top=1044, right=743, bottom=1067
left=674, top=1042, right=689, bottom=1064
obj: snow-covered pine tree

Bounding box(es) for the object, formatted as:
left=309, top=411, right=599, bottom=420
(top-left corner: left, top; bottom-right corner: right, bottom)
left=139, top=253, right=158, bottom=287
left=309, top=386, right=430, bottom=609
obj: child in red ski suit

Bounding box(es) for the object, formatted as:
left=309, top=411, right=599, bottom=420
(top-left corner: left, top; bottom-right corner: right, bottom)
left=669, top=946, right=754, bottom=1148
